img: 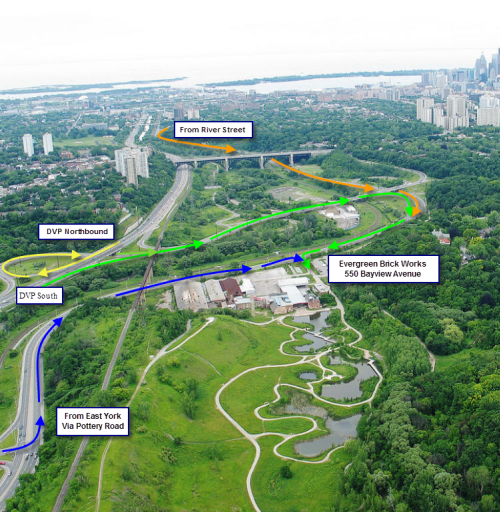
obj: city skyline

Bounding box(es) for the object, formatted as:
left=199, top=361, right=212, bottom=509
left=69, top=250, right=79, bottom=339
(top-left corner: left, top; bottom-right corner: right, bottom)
left=3, top=0, right=500, bottom=90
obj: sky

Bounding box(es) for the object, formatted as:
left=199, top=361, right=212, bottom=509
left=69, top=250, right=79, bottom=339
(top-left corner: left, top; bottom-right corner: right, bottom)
left=2, top=0, right=500, bottom=90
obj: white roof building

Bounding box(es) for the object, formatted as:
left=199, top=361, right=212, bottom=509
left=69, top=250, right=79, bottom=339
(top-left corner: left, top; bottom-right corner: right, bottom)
left=205, top=280, right=225, bottom=303
left=240, top=278, right=256, bottom=295
left=277, top=277, right=309, bottom=287
left=280, top=285, right=307, bottom=306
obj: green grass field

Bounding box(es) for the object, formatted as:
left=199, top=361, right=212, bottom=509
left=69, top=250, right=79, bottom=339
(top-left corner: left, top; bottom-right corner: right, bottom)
left=54, top=135, right=116, bottom=148
left=5, top=255, right=74, bottom=283
left=0, top=349, right=21, bottom=433
left=435, top=349, right=479, bottom=372
left=64, top=315, right=365, bottom=511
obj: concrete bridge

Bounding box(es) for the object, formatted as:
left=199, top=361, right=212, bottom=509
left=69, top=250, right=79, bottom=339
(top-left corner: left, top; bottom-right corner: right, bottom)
left=165, top=149, right=332, bottom=171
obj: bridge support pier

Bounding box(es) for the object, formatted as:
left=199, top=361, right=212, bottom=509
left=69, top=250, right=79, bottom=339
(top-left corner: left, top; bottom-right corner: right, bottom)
left=289, top=154, right=294, bottom=166
left=225, top=158, right=229, bottom=172
left=259, top=155, right=264, bottom=169
left=193, top=160, right=198, bottom=169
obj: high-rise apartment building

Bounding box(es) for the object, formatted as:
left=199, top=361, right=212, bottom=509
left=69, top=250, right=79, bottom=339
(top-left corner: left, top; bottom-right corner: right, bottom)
left=125, top=157, right=139, bottom=187
left=22, top=134, right=34, bottom=157
left=447, top=95, right=467, bottom=117
left=417, top=98, right=434, bottom=122
left=115, top=148, right=149, bottom=181
left=173, top=107, right=184, bottom=120
left=477, top=107, right=500, bottom=126
left=42, top=133, right=53, bottom=155
left=187, top=108, right=200, bottom=120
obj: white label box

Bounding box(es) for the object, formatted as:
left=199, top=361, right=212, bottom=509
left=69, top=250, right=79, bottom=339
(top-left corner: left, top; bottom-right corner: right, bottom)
left=56, top=407, right=129, bottom=436
left=38, top=223, right=115, bottom=240
left=174, top=121, right=253, bottom=138
left=17, top=287, right=63, bottom=305
left=328, top=255, right=440, bottom=283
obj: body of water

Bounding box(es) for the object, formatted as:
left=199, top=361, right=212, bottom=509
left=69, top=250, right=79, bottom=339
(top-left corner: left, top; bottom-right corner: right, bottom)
left=294, top=333, right=335, bottom=353
left=321, top=357, right=377, bottom=400
left=294, top=311, right=330, bottom=332
left=294, top=414, right=362, bottom=457
left=299, top=372, right=318, bottom=381
left=0, top=75, right=420, bottom=101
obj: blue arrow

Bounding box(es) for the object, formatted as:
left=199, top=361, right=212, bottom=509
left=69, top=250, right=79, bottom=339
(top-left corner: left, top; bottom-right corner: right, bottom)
left=261, top=253, right=303, bottom=268
left=37, top=318, right=63, bottom=403
left=116, top=265, right=252, bottom=297
left=2, top=416, right=44, bottom=453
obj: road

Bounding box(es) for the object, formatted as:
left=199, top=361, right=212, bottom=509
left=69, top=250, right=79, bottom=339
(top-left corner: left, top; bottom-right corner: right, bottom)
left=137, top=164, right=191, bottom=249
left=0, top=163, right=190, bottom=311
left=0, top=310, right=72, bottom=508
left=0, top=153, right=428, bottom=509
left=0, top=159, right=191, bottom=508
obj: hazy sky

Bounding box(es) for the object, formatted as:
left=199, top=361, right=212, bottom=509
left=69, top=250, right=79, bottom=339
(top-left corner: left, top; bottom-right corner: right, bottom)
left=2, top=0, right=500, bottom=89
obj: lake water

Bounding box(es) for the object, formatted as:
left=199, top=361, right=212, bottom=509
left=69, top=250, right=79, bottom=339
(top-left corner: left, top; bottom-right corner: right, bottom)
left=0, top=75, right=420, bottom=101
left=321, top=357, right=377, bottom=400
left=294, top=414, right=362, bottom=457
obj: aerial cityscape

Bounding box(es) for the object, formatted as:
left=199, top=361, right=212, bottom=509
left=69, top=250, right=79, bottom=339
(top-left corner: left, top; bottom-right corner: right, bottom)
left=1, top=3, right=500, bottom=512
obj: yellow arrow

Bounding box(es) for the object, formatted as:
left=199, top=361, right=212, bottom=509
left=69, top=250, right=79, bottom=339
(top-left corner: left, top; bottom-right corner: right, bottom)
left=2, top=253, right=80, bottom=278
left=2, top=243, right=118, bottom=279
left=37, top=242, right=119, bottom=277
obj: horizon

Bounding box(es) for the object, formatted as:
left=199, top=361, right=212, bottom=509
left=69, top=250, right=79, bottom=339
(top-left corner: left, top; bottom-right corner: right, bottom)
left=3, top=0, right=500, bottom=90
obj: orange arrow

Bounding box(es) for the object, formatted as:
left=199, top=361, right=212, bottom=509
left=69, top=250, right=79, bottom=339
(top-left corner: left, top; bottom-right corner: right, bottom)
left=271, top=159, right=374, bottom=193
left=157, top=127, right=235, bottom=154
left=399, top=190, right=421, bottom=217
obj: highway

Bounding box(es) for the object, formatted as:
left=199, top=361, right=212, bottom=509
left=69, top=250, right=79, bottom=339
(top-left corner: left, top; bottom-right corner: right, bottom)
left=0, top=311, right=71, bottom=507
left=0, top=159, right=191, bottom=509
left=0, top=163, right=190, bottom=311
left=0, top=151, right=427, bottom=509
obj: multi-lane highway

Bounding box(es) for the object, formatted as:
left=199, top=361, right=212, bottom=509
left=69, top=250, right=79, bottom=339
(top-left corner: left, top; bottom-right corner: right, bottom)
left=0, top=312, right=71, bottom=506
left=0, top=160, right=191, bottom=508
left=0, top=151, right=428, bottom=509
left=0, top=163, right=190, bottom=311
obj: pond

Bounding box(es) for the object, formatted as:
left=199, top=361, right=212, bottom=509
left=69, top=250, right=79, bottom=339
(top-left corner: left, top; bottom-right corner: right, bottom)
left=294, top=414, right=362, bottom=457
left=294, top=333, right=335, bottom=352
left=321, top=357, right=377, bottom=400
left=299, top=372, right=318, bottom=380
left=294, top=311, right=330, bottom=332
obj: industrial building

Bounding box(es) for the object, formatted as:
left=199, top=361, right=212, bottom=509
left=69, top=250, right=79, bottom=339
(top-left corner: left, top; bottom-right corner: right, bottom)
left=205, top=280, right=226, bottom=304
left=174, top=281, right=208, bottom=311
left=320, top=205, right=360, bottom=229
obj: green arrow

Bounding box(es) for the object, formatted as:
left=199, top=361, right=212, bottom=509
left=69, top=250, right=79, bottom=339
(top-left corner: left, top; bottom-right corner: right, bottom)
left=338, top=218, right=406, bottom=247
left=359, top=191, right=412, bottom=209
left=405, top=206, right=413, bottom=217
left=147, top=248, right=157, bottom=257
left=157, top=241, right=201, bottom=254
left=339, top=197, right=349, bottom=206
left=210, top=199, right=346, bottom=240
left=302, top=248, right=321, bottom=258
left=329, top=241, right=339, bottom=250
left=302, top=258, right=311, bottom=269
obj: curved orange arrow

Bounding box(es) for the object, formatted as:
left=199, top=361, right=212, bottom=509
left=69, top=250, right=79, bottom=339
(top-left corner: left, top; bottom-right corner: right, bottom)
left=399, top=189, right=421, bottom=217
left=271, top=159, right=374, bottom=193
left=157, top=127, right=235, bottom=154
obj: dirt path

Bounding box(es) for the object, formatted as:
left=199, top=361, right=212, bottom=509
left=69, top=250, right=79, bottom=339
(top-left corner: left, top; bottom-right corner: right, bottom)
left=95, top=318, right=211, bottom=512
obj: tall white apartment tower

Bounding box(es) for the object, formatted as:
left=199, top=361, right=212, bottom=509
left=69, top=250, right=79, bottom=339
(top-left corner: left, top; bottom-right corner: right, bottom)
left=42, top=133, right=53, bottom=155
left=22, top=134, right=34, bottom=157
left=416, top=98, right=434, bottom=122
left=447, top=95, right=467, bottom=117
left=115, top=148, right=149, bottom=180
left=125, top=157, right=139, bottom=187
